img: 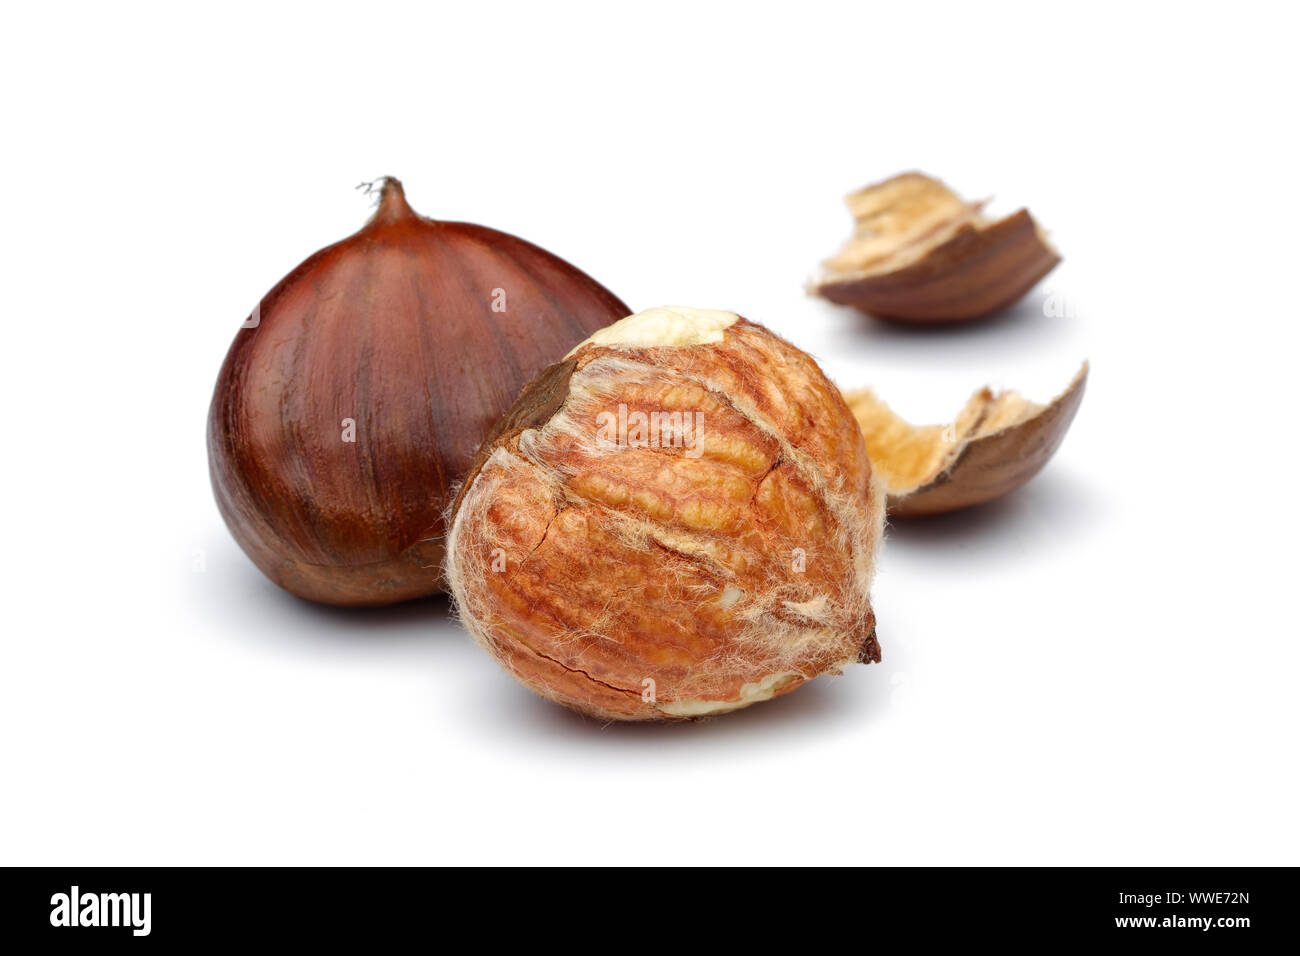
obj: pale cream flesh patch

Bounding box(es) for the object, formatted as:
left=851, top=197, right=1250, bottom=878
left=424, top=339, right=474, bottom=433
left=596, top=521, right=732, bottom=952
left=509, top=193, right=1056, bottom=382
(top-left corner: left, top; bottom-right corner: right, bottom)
left=658, top=670, right=802, bottom=717
left=568, top=306, right=740, bottom=356
left=819, top=173, right=987, bottom=285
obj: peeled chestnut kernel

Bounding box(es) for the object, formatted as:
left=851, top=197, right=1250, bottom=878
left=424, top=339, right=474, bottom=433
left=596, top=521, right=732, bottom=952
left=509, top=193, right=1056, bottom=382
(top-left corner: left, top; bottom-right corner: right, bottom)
left=446, top=307, right=885, bottom=721
left=843, top=363, right=1087, bottom=517
left=208, top=178, right=629, bottom=606
left=811, top=172, right=1061, bottom=323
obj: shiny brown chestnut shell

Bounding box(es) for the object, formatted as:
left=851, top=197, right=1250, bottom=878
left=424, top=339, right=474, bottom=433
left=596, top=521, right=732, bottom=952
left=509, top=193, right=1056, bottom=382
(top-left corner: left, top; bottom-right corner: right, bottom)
left=208, top=178, right=630, bottom=606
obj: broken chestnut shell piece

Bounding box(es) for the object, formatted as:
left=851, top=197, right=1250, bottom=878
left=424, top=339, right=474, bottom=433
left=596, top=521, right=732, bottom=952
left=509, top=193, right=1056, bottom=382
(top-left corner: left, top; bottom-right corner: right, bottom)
left=811, top=172, right=1061, bottom=324
left=208, top=177, right=630, bottom=606
left=843, top=363, right=1087, bottom=517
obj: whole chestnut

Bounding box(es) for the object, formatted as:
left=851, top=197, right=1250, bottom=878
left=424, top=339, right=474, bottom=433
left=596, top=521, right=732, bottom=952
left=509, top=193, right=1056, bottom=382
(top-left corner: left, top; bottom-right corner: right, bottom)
left=208, top=178, right=629, bottom=606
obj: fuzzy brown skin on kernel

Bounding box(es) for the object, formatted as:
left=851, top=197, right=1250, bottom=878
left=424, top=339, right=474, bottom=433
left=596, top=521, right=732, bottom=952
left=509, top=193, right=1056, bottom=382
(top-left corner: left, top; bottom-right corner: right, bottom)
left=448, top=317, right=883, bottom=720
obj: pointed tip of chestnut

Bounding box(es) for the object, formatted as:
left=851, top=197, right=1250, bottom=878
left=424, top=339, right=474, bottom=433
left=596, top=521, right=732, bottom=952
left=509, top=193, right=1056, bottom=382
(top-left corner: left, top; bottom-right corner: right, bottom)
left=368, top=176, right=419, bottom=225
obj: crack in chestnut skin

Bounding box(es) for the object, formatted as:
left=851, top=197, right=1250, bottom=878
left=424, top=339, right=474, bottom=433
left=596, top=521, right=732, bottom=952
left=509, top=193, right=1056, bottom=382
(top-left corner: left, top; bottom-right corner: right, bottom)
left=207, top=179, right=629, bottom=606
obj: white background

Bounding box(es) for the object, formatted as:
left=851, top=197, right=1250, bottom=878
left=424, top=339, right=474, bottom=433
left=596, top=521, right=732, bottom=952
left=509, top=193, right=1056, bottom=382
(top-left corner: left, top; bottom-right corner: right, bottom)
left=2, top=1, right=1297, bottom=865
